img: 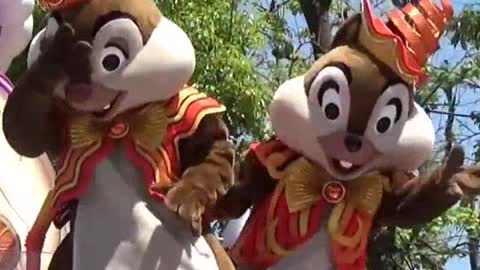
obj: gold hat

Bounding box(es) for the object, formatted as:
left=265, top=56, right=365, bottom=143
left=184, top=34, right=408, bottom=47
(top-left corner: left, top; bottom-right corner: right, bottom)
left=358, top=0, right=453, bottom=86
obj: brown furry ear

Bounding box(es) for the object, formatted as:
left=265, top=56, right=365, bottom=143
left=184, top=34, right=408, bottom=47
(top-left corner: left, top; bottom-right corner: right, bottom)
left=2, top=87, right=58, bottom=158
left=330, top=14, right=362, bottom=49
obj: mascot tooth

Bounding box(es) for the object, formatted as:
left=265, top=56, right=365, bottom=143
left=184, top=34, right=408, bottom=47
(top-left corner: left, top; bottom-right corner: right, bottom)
left=3, top=0, right=236, bottom=269
left=0, top=0, right=66, bottom=269
left=214, top=1, right=480, bottom=269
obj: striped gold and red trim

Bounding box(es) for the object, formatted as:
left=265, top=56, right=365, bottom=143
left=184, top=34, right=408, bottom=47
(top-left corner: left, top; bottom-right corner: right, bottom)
left=230, top=140, right=321, bottom=268
left=229, top=155, right=326, bottom=269
left=230, top=140, right=378, bottom=270
left=52, top=140, right=112, bottom=226
left=50, top=87, right=225, bottom=221
left=126, top=87, right=225, bottom=200
left=160, top=87, right=226, bottom=178
left=26, top=87, right=226, bottom=270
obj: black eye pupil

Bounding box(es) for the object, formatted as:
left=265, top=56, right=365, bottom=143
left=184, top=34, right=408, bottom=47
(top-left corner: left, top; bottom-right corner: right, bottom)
left=102, top=54, right=121, bottom=71
left=324, top=103, right=340, bottom=120
left=377, top=117, right=391, bottom=133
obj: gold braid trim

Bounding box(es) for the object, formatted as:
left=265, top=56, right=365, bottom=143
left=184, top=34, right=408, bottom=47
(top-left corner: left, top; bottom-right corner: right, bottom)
left=263, top=157, right=386, bottom=261
left=69, top=102, right=168, bottom=150
left=266, top=182, right=292, bottom=257
left=129, top=102, right=168, bottom=149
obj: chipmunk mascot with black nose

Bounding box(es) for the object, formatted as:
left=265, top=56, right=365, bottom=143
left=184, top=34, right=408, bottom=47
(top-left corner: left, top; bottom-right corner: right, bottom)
left=2, top=0, right=236, bottom=270
left=212, top=0, right=480, bottom=269
left=0, top=1, right=66, bottom=269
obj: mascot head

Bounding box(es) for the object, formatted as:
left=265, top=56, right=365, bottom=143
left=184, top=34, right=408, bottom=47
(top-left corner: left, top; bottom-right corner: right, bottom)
left=2, top=0, right=196, bottom=157
left=269, top=0, right=453, bottom=181
left=26, top=0, right=195, bottom=120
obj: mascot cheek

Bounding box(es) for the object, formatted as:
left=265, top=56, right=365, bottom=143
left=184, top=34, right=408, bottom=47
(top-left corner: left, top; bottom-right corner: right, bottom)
left=27, top=29, right=46, bottom=68
left=382, top=104, right=434, bottom=171
left=101, top=18, right=195, bottom=103
left=269, top=76, right=318, bottom=150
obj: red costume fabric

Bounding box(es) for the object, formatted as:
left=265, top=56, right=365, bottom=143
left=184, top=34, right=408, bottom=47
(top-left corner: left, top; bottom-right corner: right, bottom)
left=229, top=140, right=381, bottom=270
left=50, top=87, right=225, bottom=227
left=25, top=87, right=225, bottom=268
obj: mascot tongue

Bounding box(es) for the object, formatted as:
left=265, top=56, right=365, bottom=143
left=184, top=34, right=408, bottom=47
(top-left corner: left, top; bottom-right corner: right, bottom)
left=65, top=83, right=93, bottom=103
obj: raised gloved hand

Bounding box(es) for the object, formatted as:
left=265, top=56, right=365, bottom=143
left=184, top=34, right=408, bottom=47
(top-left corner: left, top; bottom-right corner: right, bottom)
left=3, top=22, right=93, bottom=158
left=164, top=161, right=231, bottom=235
left=29, top=22, right=93, bottom=96
left=376, top=145, right=465, bottom=227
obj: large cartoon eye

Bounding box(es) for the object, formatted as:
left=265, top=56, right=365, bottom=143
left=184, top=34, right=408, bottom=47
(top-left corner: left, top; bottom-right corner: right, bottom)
left=319, top=83, right=341, bottom=120
left=375, top=98, right=402, bottom=134
left=366, top=82, right=409, bottom=142
left=308, top=64, right=350, bottom=124
left=91, top=17, right=143, bottom=78
left=101, top=44, right=127, bottom=72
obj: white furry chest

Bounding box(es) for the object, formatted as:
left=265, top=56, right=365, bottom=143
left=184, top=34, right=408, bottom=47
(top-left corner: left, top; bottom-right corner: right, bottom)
left=73, top=145, right=218, bottom=270
left=267, top=227, right=333, bottom=270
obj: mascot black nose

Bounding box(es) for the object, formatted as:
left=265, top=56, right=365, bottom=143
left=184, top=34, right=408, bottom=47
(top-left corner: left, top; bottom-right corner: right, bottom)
left=344, top=135, right=362, bottom=153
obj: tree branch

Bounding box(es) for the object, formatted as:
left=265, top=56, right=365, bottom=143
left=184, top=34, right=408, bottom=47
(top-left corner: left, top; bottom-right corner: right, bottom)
left=298, top=0, right=333, bottom=58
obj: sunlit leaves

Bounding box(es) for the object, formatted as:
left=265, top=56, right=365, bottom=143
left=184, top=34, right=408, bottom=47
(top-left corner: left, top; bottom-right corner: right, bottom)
left=154, top=0, right=272, bottom=139
left=380, top=206, right=480, bottom=269
left=450, top=7, right=480, bottom=50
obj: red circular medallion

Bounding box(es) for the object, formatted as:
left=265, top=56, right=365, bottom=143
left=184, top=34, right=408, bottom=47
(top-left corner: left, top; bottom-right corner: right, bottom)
left=108, top=122, right=129, bottom=139
left=322, top=181, right=346, bottom=204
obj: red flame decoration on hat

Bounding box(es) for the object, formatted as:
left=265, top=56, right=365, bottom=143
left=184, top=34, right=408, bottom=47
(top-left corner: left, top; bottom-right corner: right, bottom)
left=359, top=0, right=453, bottom=86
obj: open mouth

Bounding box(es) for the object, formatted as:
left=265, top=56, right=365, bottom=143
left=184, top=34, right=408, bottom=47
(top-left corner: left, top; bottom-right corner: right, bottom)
left=330, top=158, right=361, bottom=174
left=92, top=93, right=122, bottom=118
left=64, top=82, right=125, bottom=120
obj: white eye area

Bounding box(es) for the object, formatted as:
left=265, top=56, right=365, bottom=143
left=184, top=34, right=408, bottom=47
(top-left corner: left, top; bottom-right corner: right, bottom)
left=308, top=65, right=350, bottom=123
left=321, top=88, right=341, bottom=120
left=90, top=18, right=143, bottom=79
left=101, top=45, right=127, bottom=72
left=376, top=104, right=397, bottom=134
left=45, top=17, right=59, bottom=39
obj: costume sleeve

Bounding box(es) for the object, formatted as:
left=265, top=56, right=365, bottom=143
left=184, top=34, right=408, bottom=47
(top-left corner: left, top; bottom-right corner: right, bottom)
left=176, top=114, right=235, bottom=207
left=1, top=47, right=68, bottom=158
left=374, top=169, right=461, bottom=228
left=208, top=150, right=277, bottom=219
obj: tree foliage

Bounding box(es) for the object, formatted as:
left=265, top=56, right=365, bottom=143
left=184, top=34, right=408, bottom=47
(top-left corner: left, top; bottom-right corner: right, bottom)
left=368, top=2, right=480, bottom=269
left=155, top=0, right=273, bottom=141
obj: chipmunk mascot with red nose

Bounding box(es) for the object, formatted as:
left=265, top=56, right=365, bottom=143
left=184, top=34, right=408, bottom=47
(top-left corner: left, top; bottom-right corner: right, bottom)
left=2, top=0, right=236, bottom=269
left=212, top=0, right=480, bottom=269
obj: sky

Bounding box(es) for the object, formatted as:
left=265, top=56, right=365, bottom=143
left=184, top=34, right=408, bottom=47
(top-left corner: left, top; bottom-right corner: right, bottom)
left=281, top=0, right=477, bottom=269
left=428, top=1, right=478, bottom=268
left=437, top=1, right=477, bottom=268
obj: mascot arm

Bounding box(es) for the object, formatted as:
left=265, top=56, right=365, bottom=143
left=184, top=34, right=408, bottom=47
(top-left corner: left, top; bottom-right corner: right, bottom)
left=17, top=22, right=91, bottom=97
left=375, top=146, right=466, bottom=228
left=1, top=24, right=84, bottom=158
left=209, top=151, right=277, bottom=220
left=164, top=114, right=235, bottom=232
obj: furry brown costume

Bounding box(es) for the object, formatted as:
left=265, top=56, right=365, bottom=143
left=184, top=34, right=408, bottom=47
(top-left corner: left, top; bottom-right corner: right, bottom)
left=3, top=0, right=235, bottom=269
left=210, top=1, right=480, bottom=269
